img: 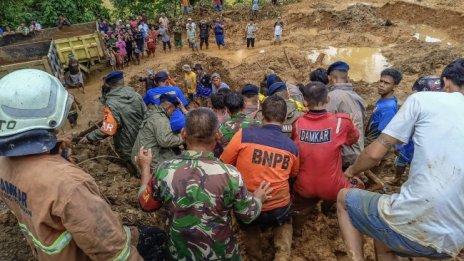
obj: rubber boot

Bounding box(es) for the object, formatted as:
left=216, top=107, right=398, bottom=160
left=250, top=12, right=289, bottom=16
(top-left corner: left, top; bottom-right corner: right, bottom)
left=242, top=225, right=262, bottom=261
left=273, top=222, right=293, bottom=261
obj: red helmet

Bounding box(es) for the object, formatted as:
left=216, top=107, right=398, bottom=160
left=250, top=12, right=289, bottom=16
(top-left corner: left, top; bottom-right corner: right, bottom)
left=412, top=76, right=443, bottom=92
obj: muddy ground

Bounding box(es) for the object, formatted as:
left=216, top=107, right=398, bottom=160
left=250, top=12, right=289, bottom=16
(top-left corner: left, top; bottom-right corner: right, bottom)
left=1, top=0, right=464, bottom=260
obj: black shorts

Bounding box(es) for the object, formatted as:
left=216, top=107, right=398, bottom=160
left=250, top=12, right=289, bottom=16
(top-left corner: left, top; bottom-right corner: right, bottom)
left=240, top=204, right=292, bottom=229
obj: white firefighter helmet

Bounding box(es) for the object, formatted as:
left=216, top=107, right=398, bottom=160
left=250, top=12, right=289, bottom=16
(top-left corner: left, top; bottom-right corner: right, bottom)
left=0, top=69, right=73, bottom=156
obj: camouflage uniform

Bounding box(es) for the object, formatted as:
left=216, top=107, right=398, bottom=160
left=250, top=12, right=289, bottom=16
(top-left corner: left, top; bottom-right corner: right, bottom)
left=282, top=99, right=304, bottom=137
left=131, top=106, right=183, bottom=176
left=219, top=113, right=261, bottom=147
left=87, top=86, right=146, bottom=161
left=139, top=151, right=262, bottom=261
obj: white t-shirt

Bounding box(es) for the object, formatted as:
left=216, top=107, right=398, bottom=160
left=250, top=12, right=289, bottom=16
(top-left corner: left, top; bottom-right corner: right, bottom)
left=159, top=17, right=169, bottom=29
left=379, top=92, right=464, bottom=257
left=186, top=22, right=196, bottom=30
left=274, top=23, right=283, bottom=36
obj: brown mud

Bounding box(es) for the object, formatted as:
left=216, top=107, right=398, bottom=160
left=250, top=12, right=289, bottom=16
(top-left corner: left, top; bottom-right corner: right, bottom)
left=2, top=0, right=464, bottom=260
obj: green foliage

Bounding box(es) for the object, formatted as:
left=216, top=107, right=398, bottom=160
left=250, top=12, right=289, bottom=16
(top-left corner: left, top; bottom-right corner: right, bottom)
left=0, top=0, right=110, bottom=28
left=110, top=0, right=180, bottom=21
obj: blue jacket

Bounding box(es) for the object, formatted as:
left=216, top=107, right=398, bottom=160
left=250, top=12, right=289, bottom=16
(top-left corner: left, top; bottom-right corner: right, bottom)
left=143, top=86, right=188, bottom=133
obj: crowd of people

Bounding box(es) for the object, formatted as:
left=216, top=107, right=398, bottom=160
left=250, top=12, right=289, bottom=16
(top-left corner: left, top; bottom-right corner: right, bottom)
left=1, top=54, right=464, bottom=261
left=98, top=14, right=229, bottom=68
left=0, top=15, right=73, bottom=37
left=98, top=12, right=285, bottom=69
left=0, top=21, right=43, bottom=36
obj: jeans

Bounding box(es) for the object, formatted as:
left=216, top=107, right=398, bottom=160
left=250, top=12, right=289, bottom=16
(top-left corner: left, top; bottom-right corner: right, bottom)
left=162, top=41, right=171, bottom=51
left=346, top=189, right=452, bottom=259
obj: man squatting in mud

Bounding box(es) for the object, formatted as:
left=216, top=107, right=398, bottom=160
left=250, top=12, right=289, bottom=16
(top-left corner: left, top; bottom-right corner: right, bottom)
left=338, top=59, right=464, bottom=260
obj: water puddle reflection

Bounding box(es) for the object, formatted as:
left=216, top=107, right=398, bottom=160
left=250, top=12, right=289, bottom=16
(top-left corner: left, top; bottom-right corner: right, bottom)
left=413, top=24, right=454, bottom=45
left=307, top=46, right=389, bottom=83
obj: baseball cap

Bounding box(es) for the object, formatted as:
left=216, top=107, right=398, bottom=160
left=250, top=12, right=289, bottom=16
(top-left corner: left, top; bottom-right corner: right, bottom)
left=268, top=82, right=287, bottom=96
left=241, top=84, right=259, bottom=95
left=154, top=71, right=169, bottom=82
left=147, top=70, right=154, bottom=75
left=412, top=76, right=443, bottom=92
left=327, top=61, right=350, bottom=75
left=159, top=93, right=180, bottom=106
left=194, top=63, right=203, bottom=70
left=103, top=70, right=124, bottom=83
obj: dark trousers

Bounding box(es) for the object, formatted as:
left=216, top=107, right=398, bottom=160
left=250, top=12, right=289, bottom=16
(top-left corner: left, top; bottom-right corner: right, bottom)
left=188, top=93, right=194, bottom=102
left=246, top=38, right=255, bottom=48
left=200, top=37, right=209, bottom=49
left=241, top=204, right=291, bottom=229
left=162, top=41, right=171, bottom=51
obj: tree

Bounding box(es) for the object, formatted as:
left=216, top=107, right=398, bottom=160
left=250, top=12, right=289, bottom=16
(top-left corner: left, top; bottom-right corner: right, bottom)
left=110, top=0, right=180, bottom=21
left=0, top=0, right=109, bottom=29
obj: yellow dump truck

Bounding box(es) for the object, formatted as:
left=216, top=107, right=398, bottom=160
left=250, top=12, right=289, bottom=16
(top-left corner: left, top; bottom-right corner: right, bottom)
left=0, top=22, right=106, bottom=79
left=0, top=40, right=62, bottom=79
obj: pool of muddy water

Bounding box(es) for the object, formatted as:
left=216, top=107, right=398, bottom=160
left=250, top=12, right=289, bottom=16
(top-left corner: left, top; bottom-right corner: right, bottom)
left=413, top=24, right=455, bottom=45
left=307, top=46, right=389, bottom=82
left=213, top=48, right=267, bottom=64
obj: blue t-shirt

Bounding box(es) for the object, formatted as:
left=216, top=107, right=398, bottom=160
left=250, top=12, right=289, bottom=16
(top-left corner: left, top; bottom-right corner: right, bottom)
left=143, top=86, right=188, bottom=133
left=365, top=96, right=398, bottom=145
left=212, top=82, right=230, bottom=94
left=397, top=137, right=414, bottom=164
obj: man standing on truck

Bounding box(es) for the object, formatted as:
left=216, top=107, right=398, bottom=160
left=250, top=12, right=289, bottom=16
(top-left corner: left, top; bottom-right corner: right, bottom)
left=57, top=15, right=71, bottom=29
left=29, top=21, right=42, bottom=32
left=16, top=23, right=30, bottom=36
left=0, top=69, right=165, bottom=261
left=66, top=53, right=85, bottom=93
left=80, top=71, right=146, bottom=175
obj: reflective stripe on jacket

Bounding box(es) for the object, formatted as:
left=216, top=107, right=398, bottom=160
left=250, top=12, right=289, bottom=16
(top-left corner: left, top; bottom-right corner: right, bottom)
left=19, top=222, right=72, bottom=255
